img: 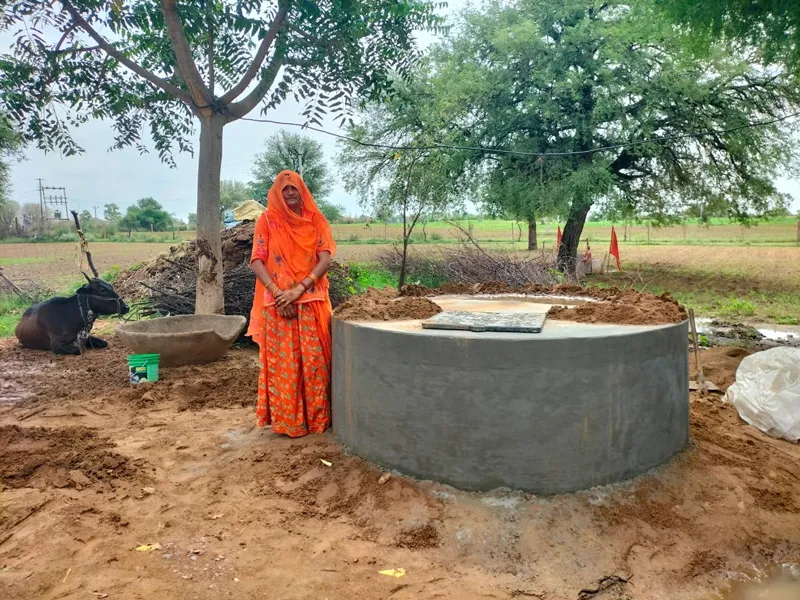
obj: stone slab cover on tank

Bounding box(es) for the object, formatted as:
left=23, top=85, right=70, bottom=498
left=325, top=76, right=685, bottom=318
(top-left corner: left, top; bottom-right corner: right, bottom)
left=421, top=311, right=547, bottom=333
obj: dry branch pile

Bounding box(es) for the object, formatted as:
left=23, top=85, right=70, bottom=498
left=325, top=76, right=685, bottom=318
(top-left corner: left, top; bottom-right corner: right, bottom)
left=115, top=222, right=357, bottom=322
left=377, top=245, right=562, bottom=287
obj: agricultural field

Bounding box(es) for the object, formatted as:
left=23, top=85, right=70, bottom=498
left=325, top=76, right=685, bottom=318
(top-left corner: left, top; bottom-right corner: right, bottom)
left=329, top=217, right=800, bottom=246
left=0, top=242, right=176, bottom=290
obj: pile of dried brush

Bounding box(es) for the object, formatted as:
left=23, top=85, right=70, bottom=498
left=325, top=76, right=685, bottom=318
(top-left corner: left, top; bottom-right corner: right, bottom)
left=116, top=222, right=358, bottom=321
left=377, top=245, right=562, bottom=288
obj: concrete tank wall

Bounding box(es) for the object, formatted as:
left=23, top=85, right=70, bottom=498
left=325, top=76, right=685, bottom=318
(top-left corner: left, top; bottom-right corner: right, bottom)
left=332, top=319, right=689, bottom=494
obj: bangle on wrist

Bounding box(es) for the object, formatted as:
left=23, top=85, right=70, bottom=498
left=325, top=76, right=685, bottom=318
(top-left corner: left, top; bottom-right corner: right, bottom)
left=308, top=272, right=319, bottom=284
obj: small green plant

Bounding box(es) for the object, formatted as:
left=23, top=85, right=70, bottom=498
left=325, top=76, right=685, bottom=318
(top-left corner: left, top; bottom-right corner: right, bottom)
left=549, top=268, right=567, bottom=284
left=348, top=263, right=398, bottom=290
left=718, top=297, right=756, bottom=318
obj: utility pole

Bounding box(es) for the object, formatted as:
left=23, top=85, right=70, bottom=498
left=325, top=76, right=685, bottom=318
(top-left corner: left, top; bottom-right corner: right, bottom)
left=92, top=204, right=100, bottom=219
left=36, top=180, right=71, bottom=233
left=37, top=178, right=45, bottom=234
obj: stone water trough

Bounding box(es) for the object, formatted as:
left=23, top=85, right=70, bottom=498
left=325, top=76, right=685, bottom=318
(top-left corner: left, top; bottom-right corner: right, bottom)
left=116, top=315, right=246, bottom=367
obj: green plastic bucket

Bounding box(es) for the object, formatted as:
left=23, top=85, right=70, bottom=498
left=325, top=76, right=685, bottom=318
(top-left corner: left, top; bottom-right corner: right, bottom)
left=128, top=353, right=159, bottom=384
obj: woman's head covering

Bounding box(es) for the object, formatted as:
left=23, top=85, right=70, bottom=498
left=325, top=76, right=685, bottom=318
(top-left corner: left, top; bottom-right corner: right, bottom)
left=266, top=170, right=322, bottom=222
left=265, top=170, right=334, bottom=281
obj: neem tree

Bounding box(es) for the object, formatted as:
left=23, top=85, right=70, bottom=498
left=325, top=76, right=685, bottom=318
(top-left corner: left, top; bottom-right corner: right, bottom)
left=0, top=0, right=442, bottom=312
left=431, top=0, right=800, bottom=272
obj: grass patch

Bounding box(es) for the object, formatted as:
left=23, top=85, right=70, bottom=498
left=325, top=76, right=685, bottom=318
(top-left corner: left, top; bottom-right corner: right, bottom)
left=347, top=262, right=446, bottom=291
left=0, top=295, right=28, bottom=338
left=0, top=256, right=50, bottom=266
left=716, top=297, right=757, bottom=319
left=349, top=263, right=398, bottom=290
left=773, top=315, right=800, bottom=326
left=102, top=265, right=122, bottom=284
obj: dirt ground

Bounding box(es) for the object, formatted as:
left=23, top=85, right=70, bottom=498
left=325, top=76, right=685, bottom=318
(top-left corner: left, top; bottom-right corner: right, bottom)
left=2, top=331, right=800, bottom=600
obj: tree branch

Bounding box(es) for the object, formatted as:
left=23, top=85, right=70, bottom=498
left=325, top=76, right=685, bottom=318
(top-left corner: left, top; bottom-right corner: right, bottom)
left=61, top=1, right=191, bottom=104
left=48, top=45, right=101, bottom=56
left=220, top=1, right=290, bottom=105
left=160, top=0, right=212, bottom=108
left=206, top=2, right=215, bottom=93
left=225, top=54, right=285, bottom=122
left=54, top=22, right=79, bottom=51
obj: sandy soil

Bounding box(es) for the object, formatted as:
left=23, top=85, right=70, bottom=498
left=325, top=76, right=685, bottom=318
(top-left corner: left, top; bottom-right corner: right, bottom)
left=2, top=335, right=800, bottom=600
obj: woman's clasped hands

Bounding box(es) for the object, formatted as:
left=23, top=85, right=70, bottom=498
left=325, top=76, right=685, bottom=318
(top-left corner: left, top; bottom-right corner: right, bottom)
left=273, top=285, right=305, bottom=319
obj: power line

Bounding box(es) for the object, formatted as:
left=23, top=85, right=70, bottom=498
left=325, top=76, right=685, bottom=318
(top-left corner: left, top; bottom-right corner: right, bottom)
left=238, top=110, right=800, bottom=158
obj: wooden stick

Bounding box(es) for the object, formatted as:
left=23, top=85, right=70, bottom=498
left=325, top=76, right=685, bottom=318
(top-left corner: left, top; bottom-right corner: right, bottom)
left=688, top=308, right=708, bottom=394
left=0, top=499, right=52, bottom=547
left=0, top=266, right=32, bottom=301
left=161, top=257, right=194, bottom=271
left=70, top=210, right=99, bottom=278
left=17, top=406, right=47, bottom=421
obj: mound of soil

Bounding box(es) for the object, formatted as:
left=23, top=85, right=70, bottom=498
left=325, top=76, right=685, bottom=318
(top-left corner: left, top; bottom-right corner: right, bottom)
left=0, top=425, right=139, bottom=489
left=396, top=523, right=441, bottom=549
left=690, top=346, right=750, bottom=391
left=548, top=291, right=687, bottom=325
left=333, top=287, right=442, bottom=322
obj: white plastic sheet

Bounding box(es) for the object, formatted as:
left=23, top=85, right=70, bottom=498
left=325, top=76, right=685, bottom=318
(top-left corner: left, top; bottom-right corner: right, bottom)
left=725, top=347, right=800, bottom=442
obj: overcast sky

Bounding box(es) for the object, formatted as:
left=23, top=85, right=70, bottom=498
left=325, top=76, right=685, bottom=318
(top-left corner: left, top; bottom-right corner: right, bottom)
left=3, top=2, right=798, bottom=220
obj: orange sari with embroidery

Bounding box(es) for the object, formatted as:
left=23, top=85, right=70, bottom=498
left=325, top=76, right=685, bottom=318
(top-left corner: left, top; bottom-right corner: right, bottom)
left=246, top=170, right=336, bottom=437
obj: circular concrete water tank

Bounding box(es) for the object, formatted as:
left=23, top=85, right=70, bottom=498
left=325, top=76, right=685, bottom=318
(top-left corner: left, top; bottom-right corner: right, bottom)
left=332, top=295, right=689, bottom=494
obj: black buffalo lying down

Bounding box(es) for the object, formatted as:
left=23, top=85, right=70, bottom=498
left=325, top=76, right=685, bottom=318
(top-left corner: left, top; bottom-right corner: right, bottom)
left=15, top=274, right=129, bottom=355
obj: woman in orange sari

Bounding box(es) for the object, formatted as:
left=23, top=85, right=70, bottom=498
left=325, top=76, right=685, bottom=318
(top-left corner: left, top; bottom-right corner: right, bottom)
left=247, top=170, right=336, bottom=437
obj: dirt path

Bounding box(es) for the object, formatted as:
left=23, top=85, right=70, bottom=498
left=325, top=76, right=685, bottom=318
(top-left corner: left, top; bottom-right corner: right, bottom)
left=1, top=340, right=799, bottom=599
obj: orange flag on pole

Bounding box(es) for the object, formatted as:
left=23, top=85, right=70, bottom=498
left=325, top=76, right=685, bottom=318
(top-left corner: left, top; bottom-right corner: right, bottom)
left=610, top=226, right=622, bottom=271
left=556, top=226, right=562, bottom=251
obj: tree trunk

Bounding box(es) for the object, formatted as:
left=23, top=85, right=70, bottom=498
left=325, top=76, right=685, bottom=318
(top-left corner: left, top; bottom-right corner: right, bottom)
left=399, top=237, right=409, bottom=290
left=527, top=218, right=537, bottom=250
left=399, top=198, right=409, bottom=291
left=195, top=114, right=225, bottom=314
left=556, top=201, right=592, bottom=275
